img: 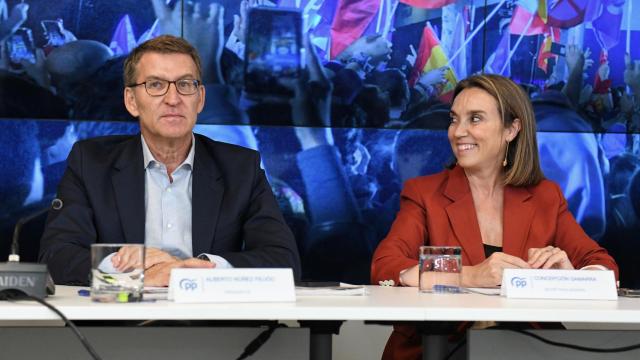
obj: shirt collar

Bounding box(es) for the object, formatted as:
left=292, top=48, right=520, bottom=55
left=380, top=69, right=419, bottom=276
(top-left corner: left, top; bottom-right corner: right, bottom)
left=141, top=133, right=195, bottom=170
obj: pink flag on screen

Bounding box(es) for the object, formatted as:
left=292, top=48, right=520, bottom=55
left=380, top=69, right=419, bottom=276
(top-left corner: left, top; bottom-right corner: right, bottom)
left=537, top=27, right=560, bottom=73
left=509, top=3, right=547, bottom=35
left=329, top=0, right=381, bottom=58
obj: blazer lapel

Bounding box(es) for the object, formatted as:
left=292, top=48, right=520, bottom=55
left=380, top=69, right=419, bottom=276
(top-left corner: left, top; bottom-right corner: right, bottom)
left=443, top=166, right=485, bottom=265
left=502, top=186, right=535, bottom=259
left=111, top=136, right=145, bottom=244
left=191, top=136, right=224, bottom=256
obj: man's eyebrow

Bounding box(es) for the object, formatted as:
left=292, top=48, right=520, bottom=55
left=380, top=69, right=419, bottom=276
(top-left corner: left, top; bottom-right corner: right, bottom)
left=144, top=74, right=197, bottom=80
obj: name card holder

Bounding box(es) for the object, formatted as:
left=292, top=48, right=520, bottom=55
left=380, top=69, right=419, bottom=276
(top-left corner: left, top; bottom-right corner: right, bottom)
left=169, top=268, right=296, bottom=303
left=501, top=269, right=617, bottom=300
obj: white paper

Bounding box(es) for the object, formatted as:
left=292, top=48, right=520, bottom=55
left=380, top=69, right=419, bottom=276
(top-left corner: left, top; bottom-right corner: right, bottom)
left=169, top=268, right=296, bottom=303
left=501, top=269, right=617, bottom=300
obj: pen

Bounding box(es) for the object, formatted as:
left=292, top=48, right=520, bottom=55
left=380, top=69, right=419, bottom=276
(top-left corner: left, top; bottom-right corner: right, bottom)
left=432, top=285, right=464, bottom=293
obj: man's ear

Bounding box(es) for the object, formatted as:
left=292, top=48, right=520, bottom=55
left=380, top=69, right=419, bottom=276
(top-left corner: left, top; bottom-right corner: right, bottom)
left=124, top=87, right=140, bottom=117
left=507, top=118, right=521, bottom=142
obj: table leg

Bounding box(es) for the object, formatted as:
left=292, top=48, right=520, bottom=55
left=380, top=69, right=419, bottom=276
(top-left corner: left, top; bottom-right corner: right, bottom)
left=298, top=320, right=344, bottom=360
left=419, top=322, right=460, bottom=360
left=422, top=334, right=448, bottom=360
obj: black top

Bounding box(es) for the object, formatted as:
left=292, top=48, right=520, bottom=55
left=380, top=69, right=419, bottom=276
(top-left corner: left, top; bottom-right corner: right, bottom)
left=483, top=244, right=503, bottom=258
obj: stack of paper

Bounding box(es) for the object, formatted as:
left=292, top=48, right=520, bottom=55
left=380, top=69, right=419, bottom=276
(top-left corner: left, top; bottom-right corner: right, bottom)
left=295, top=284, right=367, bottom=296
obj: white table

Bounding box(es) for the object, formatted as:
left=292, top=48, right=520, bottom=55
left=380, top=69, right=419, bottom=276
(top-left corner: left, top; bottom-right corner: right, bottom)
left=7, top=286, right=640, bottom=322
left=2, top=286, right=640, bottom=359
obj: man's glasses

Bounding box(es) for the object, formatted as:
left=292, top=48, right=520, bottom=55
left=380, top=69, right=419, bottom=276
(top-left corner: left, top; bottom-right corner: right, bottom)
left=128, top=79, right=201, bottom=96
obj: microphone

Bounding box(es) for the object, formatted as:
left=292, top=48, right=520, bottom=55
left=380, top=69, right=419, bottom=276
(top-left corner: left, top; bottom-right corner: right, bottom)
left=9, top=198, right=63, bottom=262
left=0, top=199, right=60, bottom=299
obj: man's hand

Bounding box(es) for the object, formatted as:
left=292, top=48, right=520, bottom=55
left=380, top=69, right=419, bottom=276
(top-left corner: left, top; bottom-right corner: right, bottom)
left=21, top=48, right=49, bottom=88
left=144, top=248, right=179, bottom=269
left=462, top=252, right=531, bottom=287
left=418, top=67, right=448, bottom=87
left=144, top=258, right=215, bottom=287
left=111, top=245, right=145, bottom=272
left=0, top=1, right=28, bottom=42
left=528, top=246, right=574, bottom=270
left=287, top=33, right=332, bottom=128
left=151, top=0, right=224, bottom=83
left=564, top=45, right=592, bottom=73
left=624, top=53, right=640, bottom=94
left=112, top=246, right=179, bottom=272
left=405, top=44, right=417, bottom=67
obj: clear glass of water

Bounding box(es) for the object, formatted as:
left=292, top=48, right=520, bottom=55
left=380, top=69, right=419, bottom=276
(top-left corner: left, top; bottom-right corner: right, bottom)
left=90, top=243, right=144, bottom=302
left=419, top=246, right=462, bottom=293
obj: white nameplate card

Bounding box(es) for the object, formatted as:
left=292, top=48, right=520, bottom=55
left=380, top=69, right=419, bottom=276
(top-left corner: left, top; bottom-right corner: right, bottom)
left=169, top=268, right=296, bottom=303
left=501, top=269, right=617, bottom=300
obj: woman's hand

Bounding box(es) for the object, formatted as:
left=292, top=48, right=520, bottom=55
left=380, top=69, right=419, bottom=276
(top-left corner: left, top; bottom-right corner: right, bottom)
left=462, top=252, right=531, bottom=287
left=527, top=246, right=574, bottom=270
left=398, top=264, right=419, bottom=286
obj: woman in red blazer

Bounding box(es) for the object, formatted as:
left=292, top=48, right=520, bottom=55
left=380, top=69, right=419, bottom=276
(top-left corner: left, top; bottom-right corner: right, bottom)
left=371, top=74, right=618, bottom=359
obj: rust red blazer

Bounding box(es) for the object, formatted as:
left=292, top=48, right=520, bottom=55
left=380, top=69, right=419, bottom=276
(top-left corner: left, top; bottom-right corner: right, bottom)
left=371, top=166, right=618, bottom=360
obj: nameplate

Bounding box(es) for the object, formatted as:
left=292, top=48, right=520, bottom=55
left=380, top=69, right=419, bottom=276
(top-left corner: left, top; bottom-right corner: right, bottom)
left=500, top=269, right=617, bottom=300
left=168, top=268, right=296, bottom=303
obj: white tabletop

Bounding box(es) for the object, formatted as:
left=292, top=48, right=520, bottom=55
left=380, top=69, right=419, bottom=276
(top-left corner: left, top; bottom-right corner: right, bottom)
left=2, top=286, right=640, bottom=324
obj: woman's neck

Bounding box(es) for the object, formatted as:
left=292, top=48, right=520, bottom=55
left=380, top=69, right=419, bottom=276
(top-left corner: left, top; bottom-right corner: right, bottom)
left=464, top=166, right=505, bottom=198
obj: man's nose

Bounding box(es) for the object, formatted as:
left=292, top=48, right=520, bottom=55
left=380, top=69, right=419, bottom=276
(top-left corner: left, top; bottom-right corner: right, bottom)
left=163, top=83, right=181, bottom=104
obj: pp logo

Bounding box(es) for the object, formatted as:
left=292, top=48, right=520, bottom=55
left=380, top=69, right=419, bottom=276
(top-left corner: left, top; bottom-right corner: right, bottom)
left=510, top=277, right=527, bottom=288
left=179, top=278, right=198, bottom=291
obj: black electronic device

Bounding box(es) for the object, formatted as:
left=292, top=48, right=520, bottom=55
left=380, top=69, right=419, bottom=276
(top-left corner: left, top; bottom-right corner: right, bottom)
left=619, top=288, right=640, bottom=297
left=244, top=7, right=303, bottom=98
left=41, top=19, right=66, bottom=47
left=295, top=281, right=340, bottom=287
left=550, top=42, right=566, bottom=56
left=5, top=27, right=36, bottom=70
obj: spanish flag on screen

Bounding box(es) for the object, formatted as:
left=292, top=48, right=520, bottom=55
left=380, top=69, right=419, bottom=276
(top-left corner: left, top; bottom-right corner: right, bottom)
left=537, top=27, right=560, bottom=73
left=409, top=23, right=457, bottom=102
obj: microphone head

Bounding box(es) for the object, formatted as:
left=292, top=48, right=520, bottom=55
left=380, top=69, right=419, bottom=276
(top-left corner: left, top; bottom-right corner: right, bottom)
left=51, top=198, right=63, bottom=210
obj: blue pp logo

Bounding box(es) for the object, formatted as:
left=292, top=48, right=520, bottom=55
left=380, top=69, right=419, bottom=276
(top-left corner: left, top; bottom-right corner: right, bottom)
left=510, top=277, right=527, bottom=288
left=180, top=278, right=198, bottom=291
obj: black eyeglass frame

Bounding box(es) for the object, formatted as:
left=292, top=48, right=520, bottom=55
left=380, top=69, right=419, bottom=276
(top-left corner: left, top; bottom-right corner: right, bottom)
left=127, top=79, right=202, bottom=96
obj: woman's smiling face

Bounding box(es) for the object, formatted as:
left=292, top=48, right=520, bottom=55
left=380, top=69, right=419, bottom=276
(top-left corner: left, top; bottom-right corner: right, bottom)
left=448, top=87, right=518, bottom=173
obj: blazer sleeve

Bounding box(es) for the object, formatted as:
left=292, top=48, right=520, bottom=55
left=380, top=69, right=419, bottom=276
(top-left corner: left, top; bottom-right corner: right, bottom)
left=550, top=183, right=619, bottom=279
left=371, top=179, right=427, bottom=285
left=38, top=142, right=94, bottom=285
left=219, top=152, right=302, bottom=280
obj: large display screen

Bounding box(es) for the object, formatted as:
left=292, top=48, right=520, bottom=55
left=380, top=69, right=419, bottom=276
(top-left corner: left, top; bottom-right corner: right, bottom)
left=0, top=0, right=638, bottom=286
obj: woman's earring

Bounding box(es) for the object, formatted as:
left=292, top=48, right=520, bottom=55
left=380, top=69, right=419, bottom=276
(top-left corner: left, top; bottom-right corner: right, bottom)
left=503, top=141, right=509, bottom=167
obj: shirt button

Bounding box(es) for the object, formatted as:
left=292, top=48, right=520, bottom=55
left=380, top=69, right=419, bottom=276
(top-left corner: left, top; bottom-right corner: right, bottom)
left=167, top=187, right=172, bottom=193
left=167, top=223, right=173, bottom=229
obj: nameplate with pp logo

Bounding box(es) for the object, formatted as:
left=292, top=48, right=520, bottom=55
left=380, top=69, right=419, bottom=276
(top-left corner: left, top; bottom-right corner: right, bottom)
left=500, top=269, right=617, bottom=300
left=168, top=268, right=296, bottom=303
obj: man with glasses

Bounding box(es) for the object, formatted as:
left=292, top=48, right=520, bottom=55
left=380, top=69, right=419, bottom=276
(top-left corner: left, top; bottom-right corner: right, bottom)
left=39, top=35, right=301, bottom=286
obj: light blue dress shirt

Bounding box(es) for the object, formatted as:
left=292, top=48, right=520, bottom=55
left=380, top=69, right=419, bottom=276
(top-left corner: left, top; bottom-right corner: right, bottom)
left=141, top=134, right=232, bottom=268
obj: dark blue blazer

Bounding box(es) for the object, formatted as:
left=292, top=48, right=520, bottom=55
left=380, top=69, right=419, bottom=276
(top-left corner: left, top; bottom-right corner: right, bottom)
left=39, top=134, right=300, bottom=285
